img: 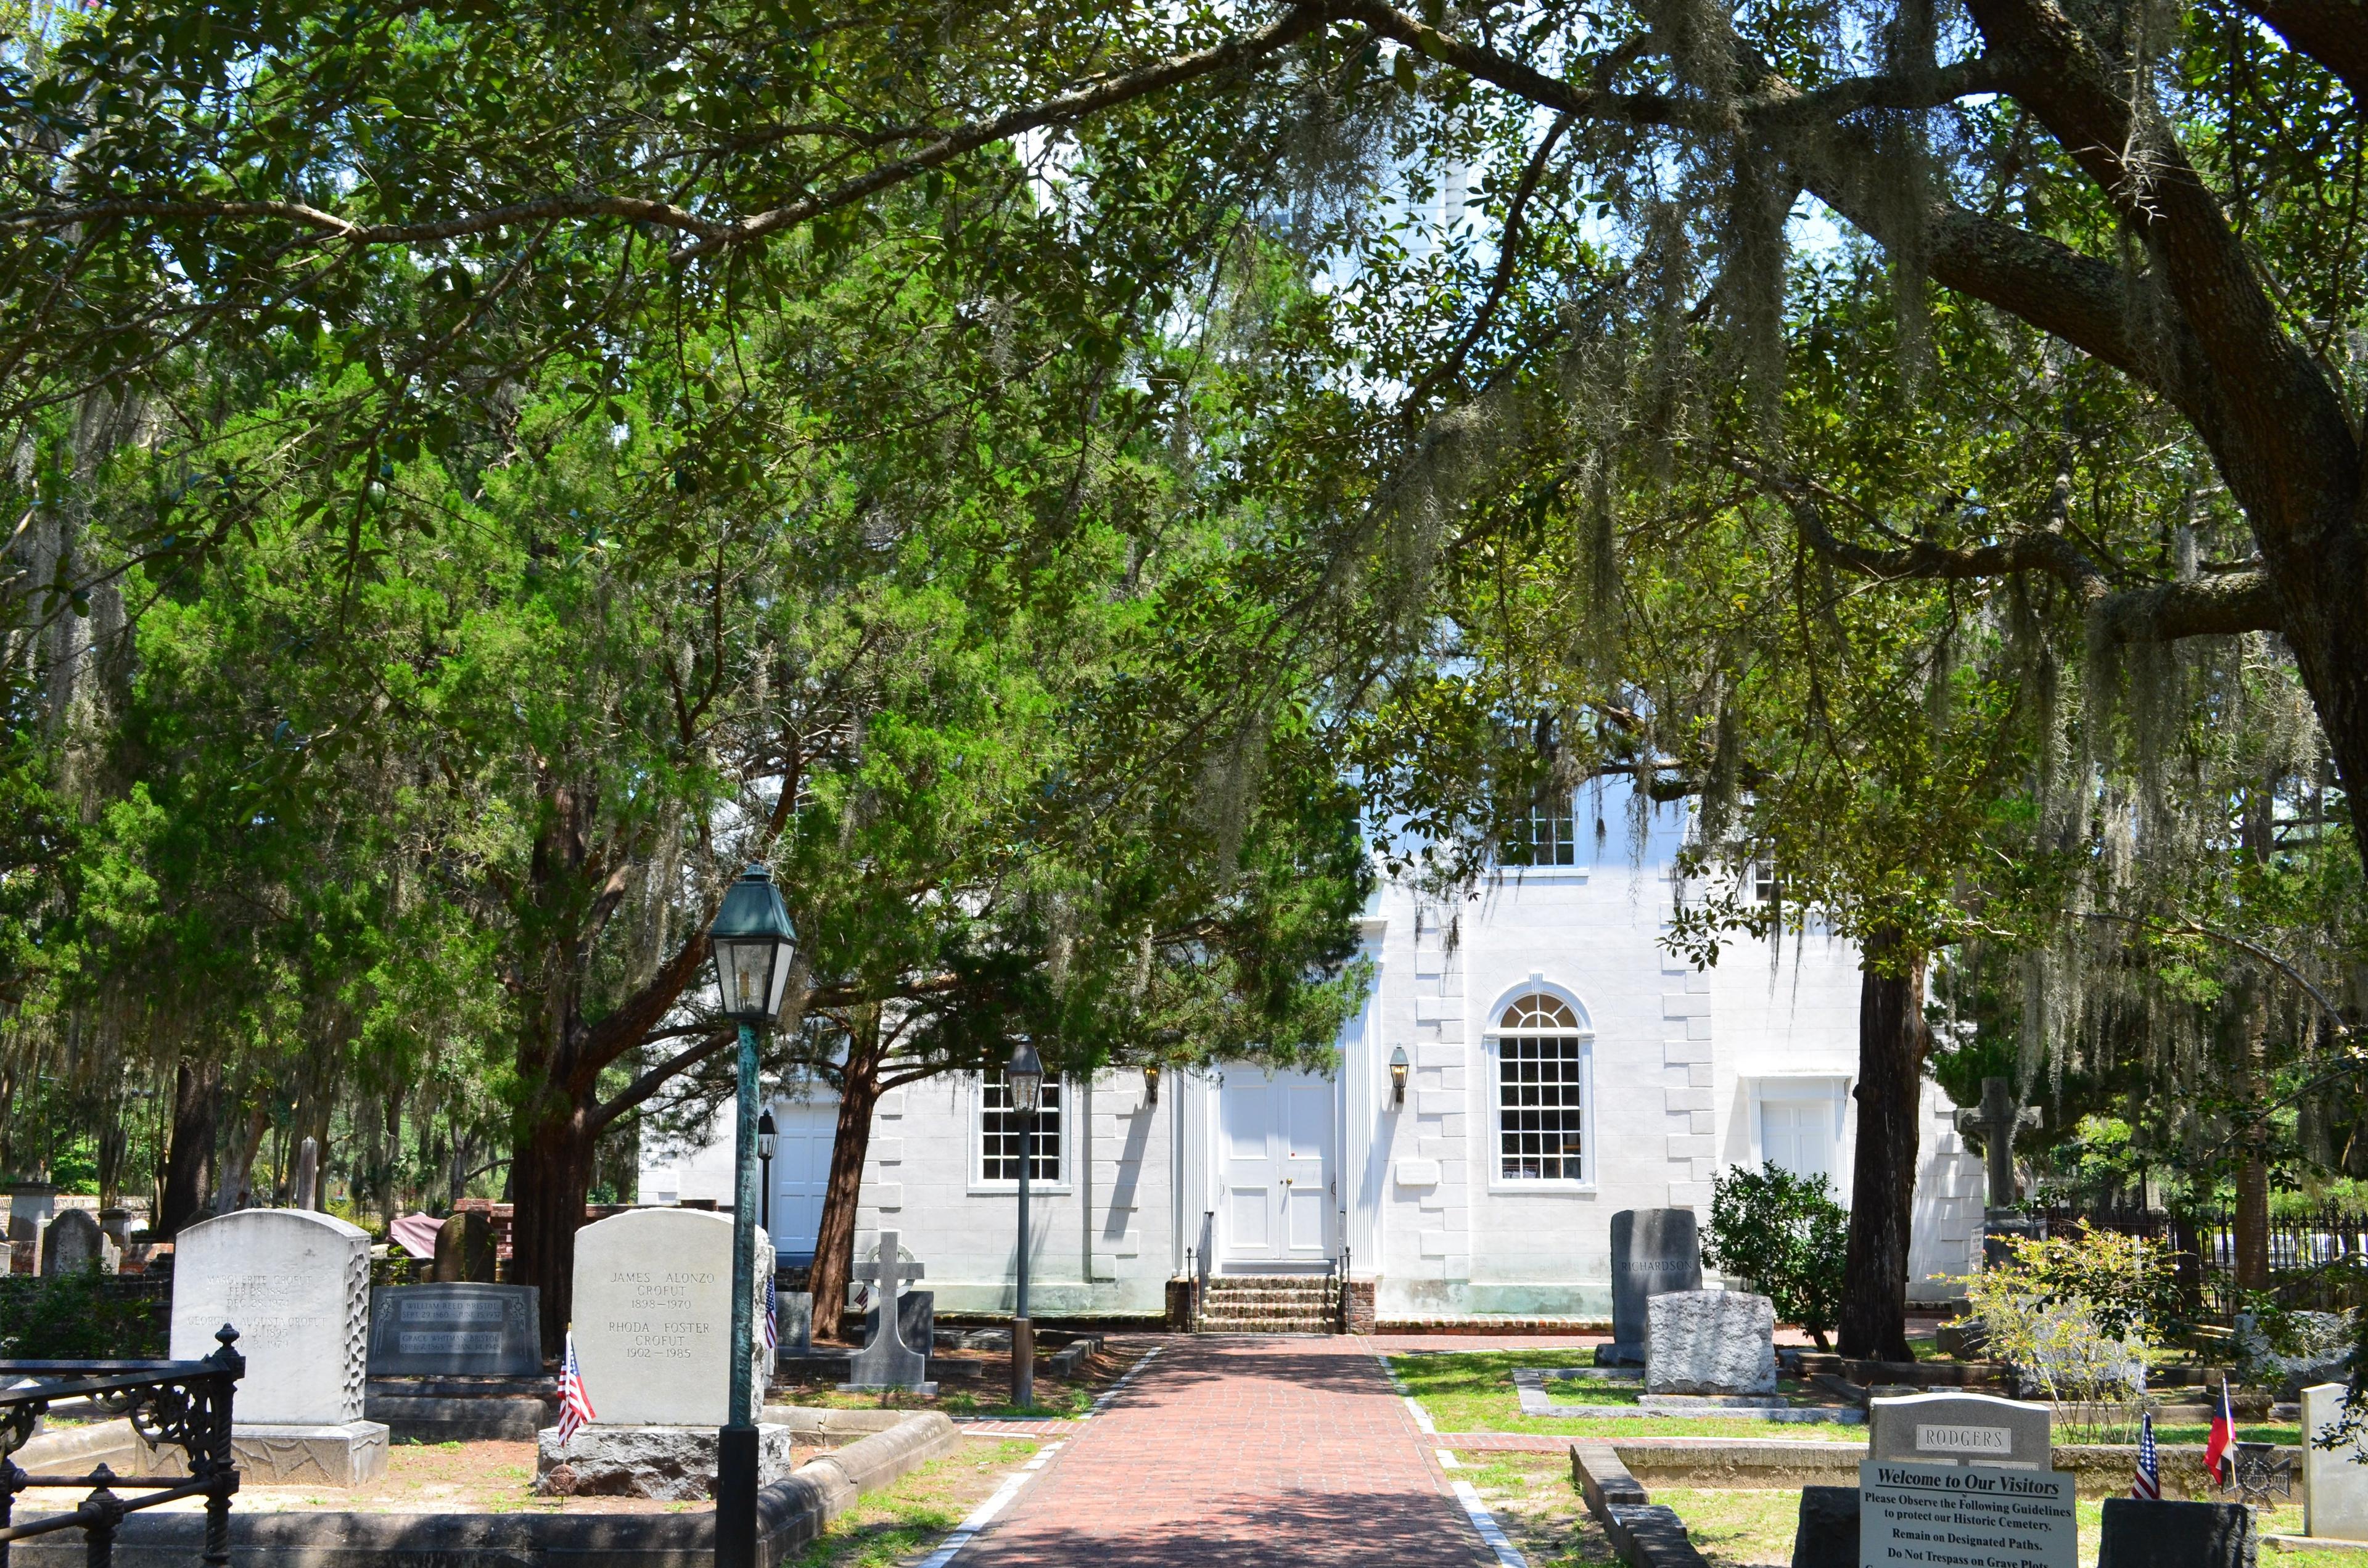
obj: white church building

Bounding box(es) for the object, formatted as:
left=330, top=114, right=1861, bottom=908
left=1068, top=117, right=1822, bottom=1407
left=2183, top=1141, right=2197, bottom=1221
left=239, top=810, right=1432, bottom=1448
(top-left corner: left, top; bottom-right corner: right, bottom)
left=646, top=789, right=1986, bottom=1323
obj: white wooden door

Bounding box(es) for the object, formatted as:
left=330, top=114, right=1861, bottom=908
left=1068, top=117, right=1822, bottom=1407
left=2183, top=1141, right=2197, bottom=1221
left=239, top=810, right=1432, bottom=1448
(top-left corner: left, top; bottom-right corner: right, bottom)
left=770, top=1101, right=837, bottom=1259
left=1218, top=1070, right=1334, bottom=1265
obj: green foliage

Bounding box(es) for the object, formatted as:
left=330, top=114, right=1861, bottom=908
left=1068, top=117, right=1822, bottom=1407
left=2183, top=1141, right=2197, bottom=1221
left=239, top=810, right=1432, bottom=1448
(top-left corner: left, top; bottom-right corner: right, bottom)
left=1701, top=1165, right=1849, bottom=1352
left=0, top=1273, right=167, bottom=1360
left=1957, top=1227, right=2173, bottom=1440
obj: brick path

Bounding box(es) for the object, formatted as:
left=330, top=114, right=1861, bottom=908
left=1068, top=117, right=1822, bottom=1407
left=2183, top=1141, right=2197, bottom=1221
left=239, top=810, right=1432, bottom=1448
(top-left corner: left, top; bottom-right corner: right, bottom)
left=959, top=1336, right=1500, bottom=1566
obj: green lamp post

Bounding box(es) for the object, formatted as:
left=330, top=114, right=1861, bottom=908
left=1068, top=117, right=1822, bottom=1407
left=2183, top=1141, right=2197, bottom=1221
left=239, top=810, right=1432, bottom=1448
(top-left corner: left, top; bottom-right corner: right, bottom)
left=707, top=864, right=797, bottom=1568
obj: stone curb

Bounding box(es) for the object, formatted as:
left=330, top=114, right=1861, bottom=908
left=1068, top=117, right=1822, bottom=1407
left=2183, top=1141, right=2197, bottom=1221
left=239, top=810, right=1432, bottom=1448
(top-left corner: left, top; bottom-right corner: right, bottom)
left=1570, top=1442, right=1648, bottom=1519
left=12, top=1409, right=964, bottom=1567
left=1603, top=1502, right=1712, bottom=1567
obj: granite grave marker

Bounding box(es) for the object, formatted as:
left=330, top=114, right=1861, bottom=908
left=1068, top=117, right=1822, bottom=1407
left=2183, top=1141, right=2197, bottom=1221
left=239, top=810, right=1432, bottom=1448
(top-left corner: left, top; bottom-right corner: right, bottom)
left=368, top=1283, right=542, bottom=1376
left=843, top=1229, right=932, bottom=1393
left=39, top=1207, right=110, bottom=1275
left=430, top=1209, right=497, bottom=1284
left=169, top=1207, right=388, bottom=1484
left=2305, top=1382, right=2368, bottom=1542
left=1601, top=1208, right=1701, bottom=1366
left=1643, top=1289, right=1775, bottom=1395
left=1868, top=1390, right=2053, bottom=1470
left=569, top=1207, right=771, bottom=1427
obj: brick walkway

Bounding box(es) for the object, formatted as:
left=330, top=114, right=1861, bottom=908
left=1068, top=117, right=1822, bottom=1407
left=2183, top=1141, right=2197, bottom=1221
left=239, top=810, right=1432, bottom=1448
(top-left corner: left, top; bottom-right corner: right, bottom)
left=959, top=1336, right=1500, bottom=1566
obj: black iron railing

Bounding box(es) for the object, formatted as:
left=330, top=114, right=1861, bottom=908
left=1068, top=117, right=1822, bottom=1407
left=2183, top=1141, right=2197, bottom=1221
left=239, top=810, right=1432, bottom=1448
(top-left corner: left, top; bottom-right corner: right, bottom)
left=2035, top=1204, right=2368, bottom=1321
left=1, top=1324, right=244, bottom=1568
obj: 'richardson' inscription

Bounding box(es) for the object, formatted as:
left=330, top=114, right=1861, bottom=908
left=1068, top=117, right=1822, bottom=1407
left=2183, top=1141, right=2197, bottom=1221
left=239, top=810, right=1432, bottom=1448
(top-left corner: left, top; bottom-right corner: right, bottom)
left=1917, top=1424, right=2015, bottom=1456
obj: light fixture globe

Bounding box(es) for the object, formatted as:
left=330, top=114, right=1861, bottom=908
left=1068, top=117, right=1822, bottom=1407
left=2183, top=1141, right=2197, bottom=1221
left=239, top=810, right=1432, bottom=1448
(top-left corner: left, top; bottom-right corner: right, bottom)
left=1006, top=1041, right=1045, bottom=1115
left=709, top=864, right=797, bottom=1024
left=1389, top=1045, right=1410, bottom=1107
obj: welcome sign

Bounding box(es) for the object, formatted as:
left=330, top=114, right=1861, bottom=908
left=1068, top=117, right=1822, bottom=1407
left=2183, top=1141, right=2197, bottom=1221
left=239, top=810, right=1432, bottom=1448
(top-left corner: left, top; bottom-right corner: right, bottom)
left=1859, top=1460, right=2078, bottom=1568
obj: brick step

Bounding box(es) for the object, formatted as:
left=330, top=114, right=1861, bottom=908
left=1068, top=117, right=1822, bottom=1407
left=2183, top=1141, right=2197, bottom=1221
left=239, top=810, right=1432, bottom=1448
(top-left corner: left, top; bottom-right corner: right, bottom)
left=1198, top=1300, right=1334, bottom=1316
left=1198, top=1317, right=1338, bottom=1333
left=1200, top=1287, right=1336, bottom=1302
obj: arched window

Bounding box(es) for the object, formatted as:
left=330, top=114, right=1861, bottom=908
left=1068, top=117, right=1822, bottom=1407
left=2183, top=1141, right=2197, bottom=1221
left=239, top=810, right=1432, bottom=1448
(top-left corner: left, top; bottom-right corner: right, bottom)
left=1492, top=991, right=1589, bottom=1182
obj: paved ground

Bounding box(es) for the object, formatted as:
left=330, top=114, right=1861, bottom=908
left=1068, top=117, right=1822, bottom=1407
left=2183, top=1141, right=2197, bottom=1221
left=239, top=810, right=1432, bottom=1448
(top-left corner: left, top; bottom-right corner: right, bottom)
left=960, top=1335, right=1508, bottom=1566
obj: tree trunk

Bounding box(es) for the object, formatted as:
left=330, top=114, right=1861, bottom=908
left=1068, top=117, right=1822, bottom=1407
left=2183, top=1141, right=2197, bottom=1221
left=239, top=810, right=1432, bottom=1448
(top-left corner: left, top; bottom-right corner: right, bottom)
left=2234, top=1156, right=2271, bottom=1294
left=1838, top=929, right=1928, bottom=1363
left=208, top=1099, right=269, bottom=1217
left=511, top=1097, right=596, bottom=1359
left=807, top=1012, right=886, bottom=1345
left=157, top=1058, right=219, bottom=1239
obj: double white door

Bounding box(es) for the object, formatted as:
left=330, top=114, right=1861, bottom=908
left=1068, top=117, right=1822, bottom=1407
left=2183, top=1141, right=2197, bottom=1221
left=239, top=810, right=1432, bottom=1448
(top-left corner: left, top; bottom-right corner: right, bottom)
left=1219, top=1071, right=1334, bottom=1264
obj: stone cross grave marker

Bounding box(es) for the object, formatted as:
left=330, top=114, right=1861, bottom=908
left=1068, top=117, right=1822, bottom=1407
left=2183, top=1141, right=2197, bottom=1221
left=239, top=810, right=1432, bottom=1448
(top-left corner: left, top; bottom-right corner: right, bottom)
left=2304, top=1383, right=2368, bottom=1541
left=39, top=1207, right=110, bottom=1276
left=368, top=1283, right=543, bottom=1376
left=1955, top=1075, right=2046, bottom=1263
left=571, top=1207, right=771, bottom=1427
left=843, top=1229, right=932, bottom=1392
left=1644, top=1289, right=1776, bottom=1394
left=1601, top=1209, right=1701, bottom=1366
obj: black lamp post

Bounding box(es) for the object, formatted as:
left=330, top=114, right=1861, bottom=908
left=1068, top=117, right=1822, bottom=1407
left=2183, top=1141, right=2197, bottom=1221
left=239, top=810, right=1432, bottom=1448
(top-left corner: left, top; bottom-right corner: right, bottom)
left=757, top=1108, right=776, bottom=1234
left=1006, top=1041, right=1044, bottom=1409
left=707, top=864, right=797, bottom=1568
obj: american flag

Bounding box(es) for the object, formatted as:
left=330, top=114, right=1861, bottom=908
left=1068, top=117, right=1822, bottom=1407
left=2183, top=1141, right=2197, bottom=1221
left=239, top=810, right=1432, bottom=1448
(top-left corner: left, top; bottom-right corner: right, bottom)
left=2130, top=1411, right=2161, bottom=1500
left=762, top=1275, right=779, bottom=1353
left=555, top=1327, right=595, bottom=1446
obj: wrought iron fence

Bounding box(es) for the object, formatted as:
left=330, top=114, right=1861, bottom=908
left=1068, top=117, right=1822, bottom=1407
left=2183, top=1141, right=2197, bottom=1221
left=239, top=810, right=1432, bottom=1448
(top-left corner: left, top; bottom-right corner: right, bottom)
left=2035, top=1204, right=2368, bottom=1321
left=0, top=1324, right=244, bottom=1568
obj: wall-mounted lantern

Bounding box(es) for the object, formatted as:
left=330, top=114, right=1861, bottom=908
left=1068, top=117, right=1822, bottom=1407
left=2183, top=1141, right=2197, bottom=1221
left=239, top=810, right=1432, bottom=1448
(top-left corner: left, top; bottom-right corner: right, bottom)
left=1389, top=1046, right=1410, bottom=1108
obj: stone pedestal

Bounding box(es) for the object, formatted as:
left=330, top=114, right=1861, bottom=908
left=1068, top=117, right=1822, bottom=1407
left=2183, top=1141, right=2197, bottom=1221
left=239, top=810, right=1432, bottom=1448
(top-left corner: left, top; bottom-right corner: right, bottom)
left=232, top=1421, right=390, bottom=1486
left=534, top=1422, right=797, bottom=1500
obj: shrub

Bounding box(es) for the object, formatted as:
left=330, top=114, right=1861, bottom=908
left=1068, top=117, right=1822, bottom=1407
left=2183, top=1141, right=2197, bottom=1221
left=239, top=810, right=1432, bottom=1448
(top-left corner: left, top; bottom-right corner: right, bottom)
left=0, top=1270, right=168, bottom=1360
left=1701, top=1165, right=1849, bottom=1351
left=1957, top=1225, right=2171, bottom=1440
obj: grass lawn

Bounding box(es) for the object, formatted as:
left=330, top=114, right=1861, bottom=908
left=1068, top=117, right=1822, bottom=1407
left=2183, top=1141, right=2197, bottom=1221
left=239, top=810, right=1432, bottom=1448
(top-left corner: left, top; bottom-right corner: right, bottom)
left=1389, top=1349, right=2302, bottom=1445
left=791, top=1438, right=1039, bottom=1568
left=1389, top=1350, right=1868, bottom=1442
left=1449, top=1450, right=2345, bottom=1567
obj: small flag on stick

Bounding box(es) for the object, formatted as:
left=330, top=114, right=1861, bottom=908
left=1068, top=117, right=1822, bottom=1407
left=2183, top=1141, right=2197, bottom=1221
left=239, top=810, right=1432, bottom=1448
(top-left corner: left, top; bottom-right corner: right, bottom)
left=2205, top=1377, right=2237, bottom=1488
left=763, top=1274, right=779, bottom=1353
left=2130, top=1411, right=2161, bottom=1500
left=556, top=1326, right=595, bottom=1446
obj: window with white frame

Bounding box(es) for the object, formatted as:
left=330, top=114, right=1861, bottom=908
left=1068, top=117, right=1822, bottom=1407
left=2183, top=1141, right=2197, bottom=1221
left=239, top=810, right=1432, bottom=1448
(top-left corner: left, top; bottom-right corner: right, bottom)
left=1502, top=798, right=1577, bottom=866
left=978, top=1070, right=1063, bottom=1183
left=1494, top=993, right=1587, bottom=1180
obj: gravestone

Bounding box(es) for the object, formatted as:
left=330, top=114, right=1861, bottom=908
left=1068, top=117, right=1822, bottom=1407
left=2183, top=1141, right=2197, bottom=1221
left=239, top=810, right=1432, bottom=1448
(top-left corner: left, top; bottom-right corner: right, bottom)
left=862, top=1289, right=935, bottom=1366
left=1643, top=1289, right=1775, bottom=1395
left=540, top=1208, right=784, bottom=1500
left=1788, top=1485, right=1858, bottom=1568
left=569, top=1207, right=772, bottom=1427
left=169, top=1208, right=388, bottom=1484
left=842, top=1229, right=932, bottom=1393
left=367, top=1284, right=542, bottom=1376
left=97, top=1209, right=132, bottom=1249
left=39, top=1208, right=110, bottom=1275
left=2304, top=1382, right=2368, bottom=1541
left=1600, top=1209, right=1700, bottom=1366
left=6, top=1181, right=56, bottom=1243
left=2096, top=1498, right=2256, bottom=1568
left=292, top=1136, right=319, bottom=1210
left=1869, top=1390, right=2053, bottom=1469
left=430, top=1209, right=497, bottom=1284
left=778, top=1289, right=814, bottom=1357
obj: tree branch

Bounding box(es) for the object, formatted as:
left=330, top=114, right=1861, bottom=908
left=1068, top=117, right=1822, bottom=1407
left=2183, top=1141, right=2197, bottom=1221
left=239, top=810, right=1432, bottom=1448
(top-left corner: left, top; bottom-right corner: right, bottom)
left=2237, top=0, right=2368, bottom=105
left=588, top=1029, right=735, bottom=1135
left=1748, top=462, right=2284, bottom=642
